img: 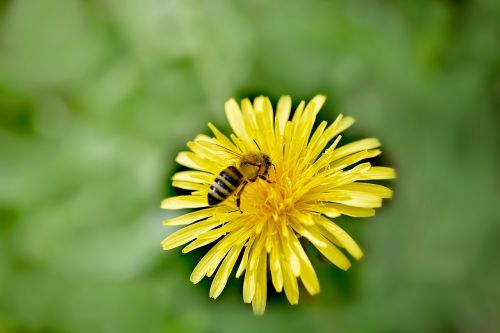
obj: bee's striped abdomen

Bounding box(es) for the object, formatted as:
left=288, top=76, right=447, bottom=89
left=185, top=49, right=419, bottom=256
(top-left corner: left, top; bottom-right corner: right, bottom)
left=208, top=166, right=243, bottom=205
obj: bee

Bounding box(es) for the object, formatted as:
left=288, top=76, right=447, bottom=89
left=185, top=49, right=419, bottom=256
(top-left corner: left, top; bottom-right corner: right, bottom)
left=207, top=147, right=273, bottom=210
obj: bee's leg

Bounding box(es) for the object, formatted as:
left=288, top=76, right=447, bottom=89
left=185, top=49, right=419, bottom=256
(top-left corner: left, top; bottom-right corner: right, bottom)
left=235, top=181, right=248, bottom=212
left=258, top=175, right=273, bottom=183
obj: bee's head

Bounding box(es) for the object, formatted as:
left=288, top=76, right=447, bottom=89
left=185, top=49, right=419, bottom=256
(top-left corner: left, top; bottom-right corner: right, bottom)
left=261, top=153, right=272, bottom=176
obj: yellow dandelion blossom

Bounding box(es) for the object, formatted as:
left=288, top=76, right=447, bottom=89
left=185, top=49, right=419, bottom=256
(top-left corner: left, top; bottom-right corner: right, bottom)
left=161, top=95, right=396, bottom=314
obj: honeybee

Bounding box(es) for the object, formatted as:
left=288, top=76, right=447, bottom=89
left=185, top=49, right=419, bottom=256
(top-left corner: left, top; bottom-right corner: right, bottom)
left=207, top=146, right=273, bottom=209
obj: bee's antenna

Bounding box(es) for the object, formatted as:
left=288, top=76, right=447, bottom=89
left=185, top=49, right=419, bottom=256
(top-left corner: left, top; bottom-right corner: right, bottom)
left=197, top=140, right=243, bottom=158
left=253, top=139, right=261, bottom=151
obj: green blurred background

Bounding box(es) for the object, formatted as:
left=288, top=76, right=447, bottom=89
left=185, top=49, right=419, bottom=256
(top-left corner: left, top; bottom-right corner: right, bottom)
left=1, top=0, right=499, bottom=332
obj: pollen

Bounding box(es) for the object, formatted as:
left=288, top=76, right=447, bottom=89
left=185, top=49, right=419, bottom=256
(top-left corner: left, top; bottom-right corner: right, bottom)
left=160, top=95, right=396, bottom=315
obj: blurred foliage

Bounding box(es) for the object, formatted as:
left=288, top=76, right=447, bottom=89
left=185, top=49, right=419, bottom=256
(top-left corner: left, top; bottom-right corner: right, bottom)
left=1, top=0, right=500, bottom=332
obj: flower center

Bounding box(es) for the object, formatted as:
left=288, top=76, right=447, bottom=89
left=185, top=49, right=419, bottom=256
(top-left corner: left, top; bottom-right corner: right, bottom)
left=242, top=175, right=297, bottom=220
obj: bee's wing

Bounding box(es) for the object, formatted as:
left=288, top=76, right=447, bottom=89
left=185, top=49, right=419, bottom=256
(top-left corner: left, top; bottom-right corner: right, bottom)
left=196, top=140, right=243, bottom=161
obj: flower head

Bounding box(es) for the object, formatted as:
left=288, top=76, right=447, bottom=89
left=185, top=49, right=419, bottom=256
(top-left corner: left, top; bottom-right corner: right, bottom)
left=161, top=95, right=395, bottom=314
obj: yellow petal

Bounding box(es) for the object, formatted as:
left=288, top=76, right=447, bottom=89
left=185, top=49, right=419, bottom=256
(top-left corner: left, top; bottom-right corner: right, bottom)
left=210, top=245, right=243, bottom=299
left=308, top=135, right=342, bottom=173
left=270, top=242, right=283, bottom=292
left=275, top=95, right=291, bottom=135
left=175, top=151, right=203, bottom=170
left=190, top=233, right=234, bottom=284
left=311, top=237, right=351, bottom=270
left=243, top=265, right=256, bottom=303
left=332, top=138, right=381, bottom=161
left=163, top=207, right=218, bottom=226
left=316, top=216, right=363, bottom=260
left=161, top=217, right=223, bottom=250
left=252, top=251, right=267, bottom=315
left=290, top=220, right=351, bottom=270
left=225, top=98, right=250, bottom=142
left=248, top=230, right=266, bottom=272
left=289, top=232, right=320, bottom=295
left=320, top=208, right=341, bottom=218
left=240, top=99, right=259, bottom=150
left=160, top=195, right=207, bottom=210
left=241, top=98, right=256, bottom=123
left=281, top=251, right=299, bottom=304
left=332, top=114, right=355, bottom=136
left=172, top=181, right=206, bottom=191
left=309, top=115, right=354, bottom=159
left=187, top=141, right=229, bottom=167
left=330, top=149, right=381, bottom=171
left=305, top=95, right=326, bottom=118
left=236, top=237, right=254, bottom=278
left=208, top=122, right=240, bottom=152
left=243, top=231, right=267, bottom=303
left=182, top=234, right=221, bottom=253
left=284, top=101, right=305, bottom=156
left=292, top=99, right=319, bottom=157
left=253, top=97, right=275, bottom=153
left=359, top=167, right=397, bottom=180
left=291, top=100, right=305, bottom=123
left=328, top=190, right=383, bottom=208
left=205, top=226, right=251, bottom=278
left=317, top=203, right=376, bottom=218
left=328, top=162, right=372, bottom=187
left=300, top=121, right=328, bottom=165
left=336, top=183, right=393, bottom=198
left=172, top=170, right=213, bottom=184
left=303, top=191, right=351, bottom=203
left=196, top=214, right=243, bottom=240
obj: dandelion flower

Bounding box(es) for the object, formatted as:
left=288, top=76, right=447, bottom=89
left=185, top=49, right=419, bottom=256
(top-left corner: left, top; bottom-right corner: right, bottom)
left=161, top=95, right=395, bottom=314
